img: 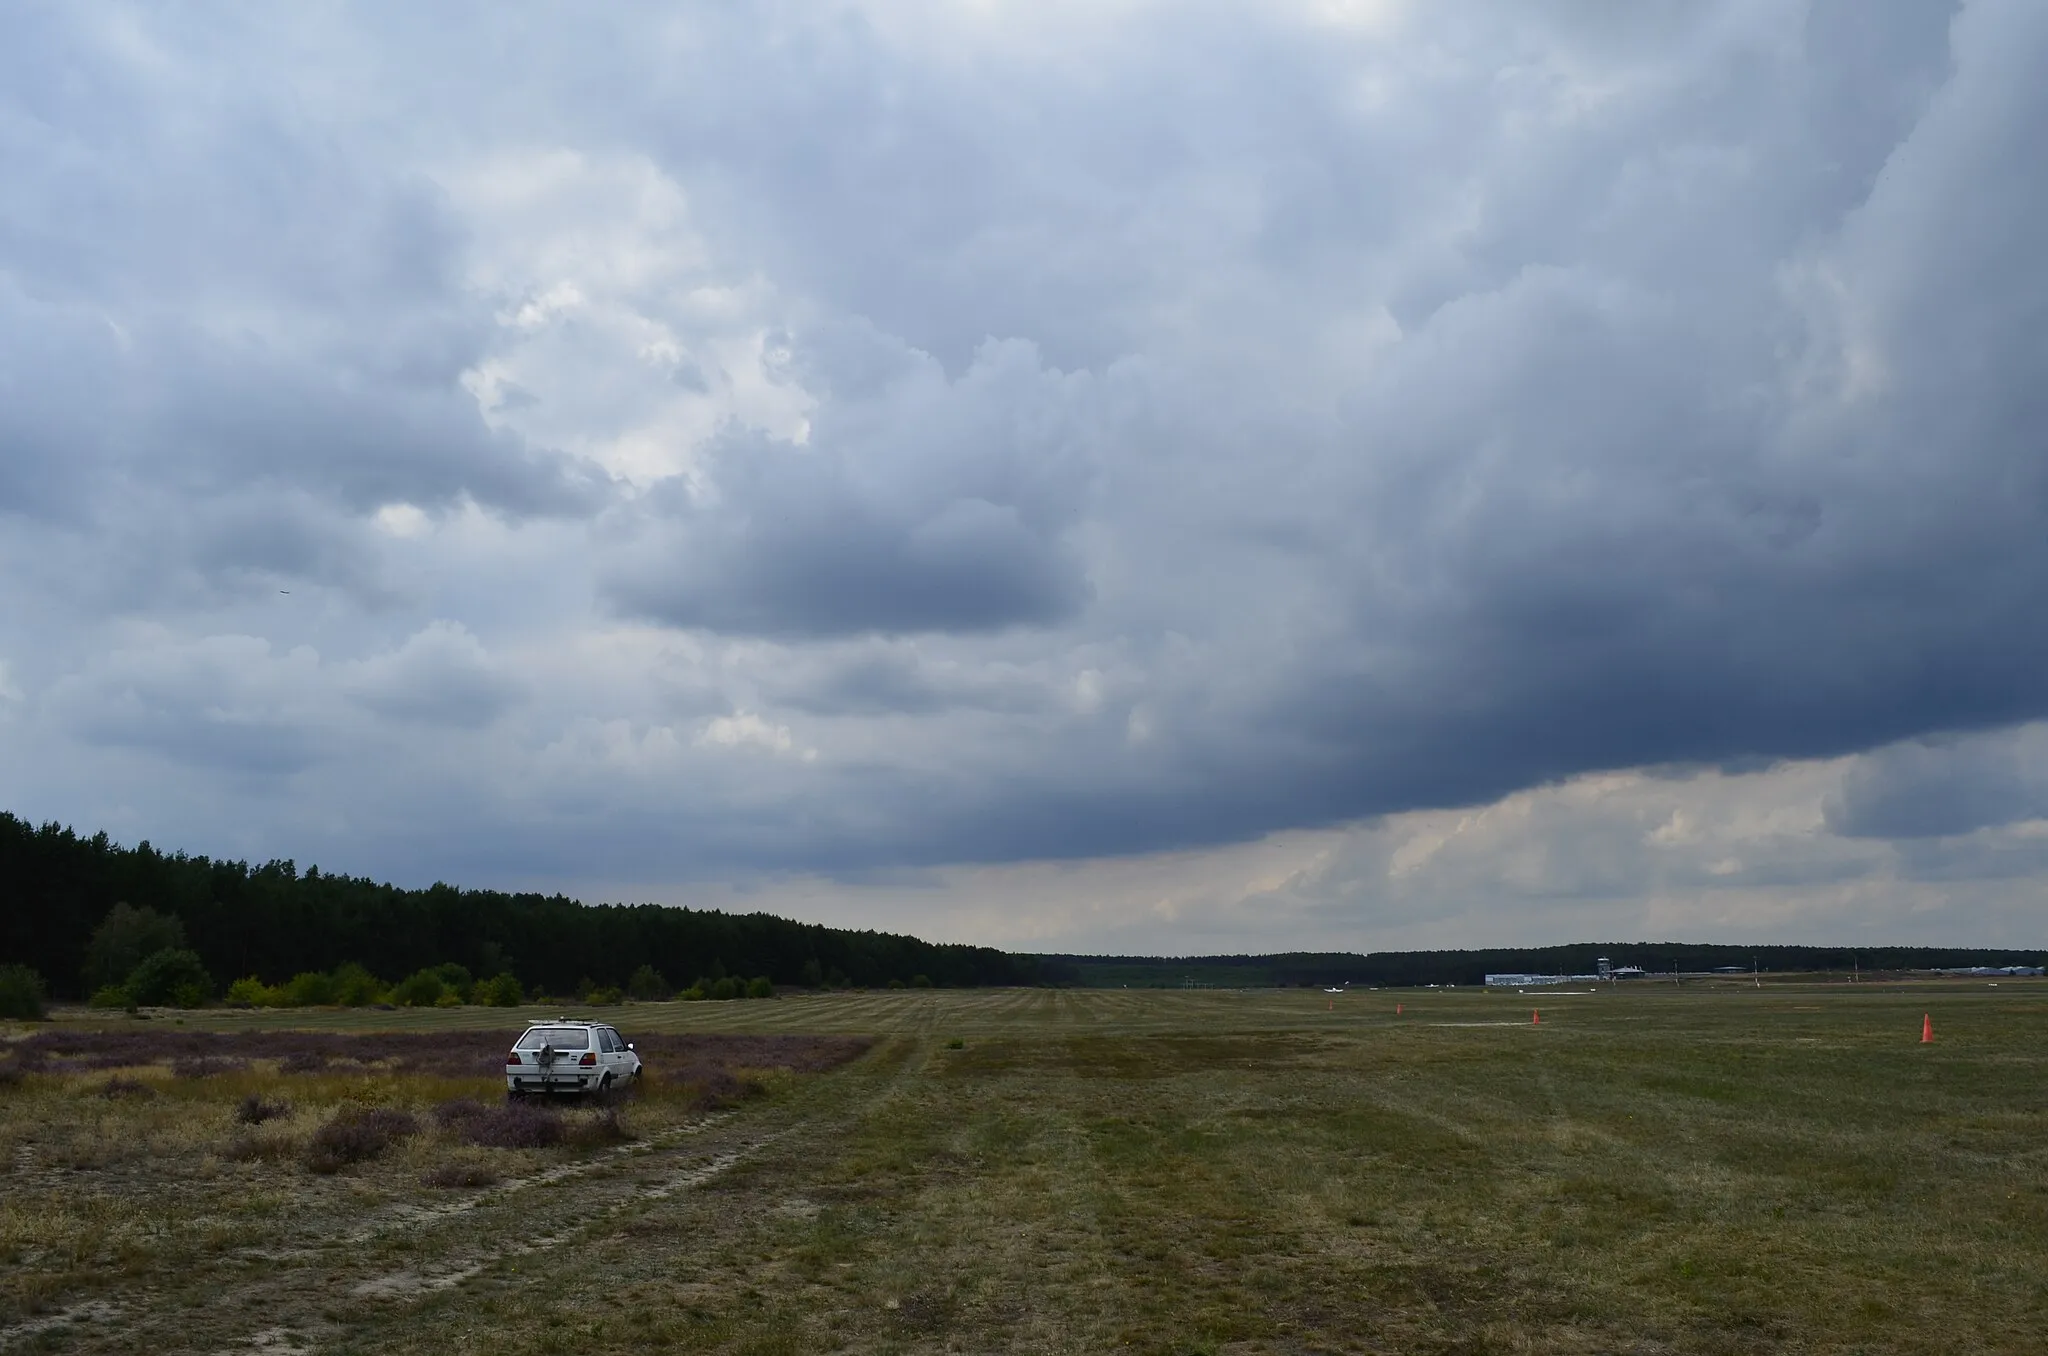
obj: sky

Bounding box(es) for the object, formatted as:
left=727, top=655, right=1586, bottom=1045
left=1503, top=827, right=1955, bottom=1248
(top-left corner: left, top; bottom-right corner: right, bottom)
left=3, top=0, right=2046, bottom=955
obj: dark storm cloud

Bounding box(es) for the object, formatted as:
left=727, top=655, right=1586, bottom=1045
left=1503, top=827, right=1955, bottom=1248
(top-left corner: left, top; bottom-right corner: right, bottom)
left=759, top=644, right=1056, bottom=717
left=6, top=0, right=2048, bottom=925
left=603, top=337, right=1095, bottom=638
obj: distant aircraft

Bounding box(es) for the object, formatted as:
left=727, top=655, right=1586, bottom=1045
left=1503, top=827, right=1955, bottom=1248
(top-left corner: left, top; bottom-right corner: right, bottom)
left=1323, top=986, right=1344, bottom=994
left=279, top=590, right=290, bottom=594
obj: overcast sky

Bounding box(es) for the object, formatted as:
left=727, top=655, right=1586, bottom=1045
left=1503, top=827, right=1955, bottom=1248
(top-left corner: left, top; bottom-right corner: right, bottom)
left=4, top=0, right=2046, bottom=954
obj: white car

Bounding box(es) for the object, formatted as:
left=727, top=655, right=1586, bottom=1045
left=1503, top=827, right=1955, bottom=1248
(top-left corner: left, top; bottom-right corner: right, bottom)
left=504, top=1020, right=642, bottom=1097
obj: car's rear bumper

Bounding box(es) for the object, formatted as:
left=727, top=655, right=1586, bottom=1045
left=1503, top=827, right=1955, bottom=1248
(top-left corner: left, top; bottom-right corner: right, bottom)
left=506, top=1075, right=596, bottom=1093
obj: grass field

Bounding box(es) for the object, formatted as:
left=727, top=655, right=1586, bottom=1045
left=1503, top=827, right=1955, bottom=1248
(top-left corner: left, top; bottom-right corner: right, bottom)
left=2, top=982, right=2044, bottom=1354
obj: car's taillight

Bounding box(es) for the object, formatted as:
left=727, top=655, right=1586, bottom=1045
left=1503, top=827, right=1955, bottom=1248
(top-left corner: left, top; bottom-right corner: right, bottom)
left=506, top=1053, right=522, bottom=1065
left=578, top=1051, right=597, bottom=1067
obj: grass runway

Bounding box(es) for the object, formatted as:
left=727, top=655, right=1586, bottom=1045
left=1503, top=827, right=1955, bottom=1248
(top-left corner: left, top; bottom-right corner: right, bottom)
left=2, top=982, right=2044, bottom=1354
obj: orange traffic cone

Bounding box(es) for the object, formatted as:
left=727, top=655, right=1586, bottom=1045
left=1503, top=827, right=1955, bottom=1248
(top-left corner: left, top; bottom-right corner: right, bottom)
left=1921, top=1013, right=1933, bottom=1044
left=1531, top=1009, right=1541, bottom=1025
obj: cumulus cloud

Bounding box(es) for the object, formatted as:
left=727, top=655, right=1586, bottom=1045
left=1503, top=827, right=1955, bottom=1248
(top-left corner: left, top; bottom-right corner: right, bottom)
left=343, top=621, right=522, bottom=727
left=602, top=337, right=1097, bottom=637
left=4, top=0, right=2047, bottom=948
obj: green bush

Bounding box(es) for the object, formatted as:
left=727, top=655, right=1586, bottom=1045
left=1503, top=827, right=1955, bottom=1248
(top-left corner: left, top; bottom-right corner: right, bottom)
left=224, top=976, right=287, bottom=1008
left=911, top=974, right=933, bottom=988
left=126, top=949, right=213, bottom=1007
left=0, top=964, right=48, bottom=1020
left=330, top=963, right=385, bottom=1006
left=886, top=977, right=907, bottom=990
left=391, top=970, right=447, bottom=1007
left=285, top=970, right=339, bottom=1006
left=88, top=984, right=132, bottom=1010
left=430, top=963, right=475, bottom=1003
left=474, top=973, right=524, bottom=1007
left=586, top=986, right=624, bottom=1006
left=82, top=903, right=186, bottom=993
left=627, top=964, right=669, bottom=1001
left=708, top=976, right=739, bottom=1001
left=680, top=984, right=707, bottom=1002
left=746, top=976, right=775, bottom=999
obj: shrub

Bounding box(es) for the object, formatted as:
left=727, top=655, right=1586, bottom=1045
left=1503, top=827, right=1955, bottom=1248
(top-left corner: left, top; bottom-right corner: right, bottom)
left=453, top=1101, right=565, bottom=1150
left=391, top=970, right=447, bottom=1008
left=886, top=977, right=907, bottom=990
left=87, top=985, right=132, bottom=1010
left=474, top=973, right=524, bottom=1007
left=746, top=976, right=775, bottom=999
left=126, top=949, right=214, bottom=1007
left=681, top=984, right=707, bottom=1002
left=586, top=986, right=624, bottom=1006
left=911, top=974, right=933, bottom=989
left=284, top=971, right=339, bottom=1006
left=430, top=963, right=475, bottom=1003
left=223, top=1132, right=297, bottom=1164
left=708, top=977, right=739, bottom=1001
left=224, top=976, right=287, bottom=1008
left=329, top=963, right=384, bottom=1007
left=171, top=1055, right=249, bottom=1079
left=627, top=965, right=669, bottom=1001
left=234, top=1093, right=291, bottom=1125
left=431, top=1097, right=490, bottom=1129
left=422, top=1162, right=501, bottom=1189
left=82, top=904, right=186, bottom=993
left=0, top=964, right=48, bottom=1020
left=304, top=1107, right=419, bottom=1173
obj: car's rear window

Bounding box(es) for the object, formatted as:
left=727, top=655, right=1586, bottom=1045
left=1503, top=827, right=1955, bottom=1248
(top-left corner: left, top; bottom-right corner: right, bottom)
left=515, top=1027, right=591, bottom=1050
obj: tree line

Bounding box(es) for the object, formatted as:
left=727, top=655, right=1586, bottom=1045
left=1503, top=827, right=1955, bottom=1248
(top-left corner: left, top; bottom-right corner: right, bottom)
left=0, top=812, right=1043, bottom=1002
left=1037, top=942, right=2048, bottom=988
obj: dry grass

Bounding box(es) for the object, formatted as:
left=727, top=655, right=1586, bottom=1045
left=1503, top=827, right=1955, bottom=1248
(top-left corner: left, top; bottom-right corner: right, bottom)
left=0, top=984, right=2042, bottom=1354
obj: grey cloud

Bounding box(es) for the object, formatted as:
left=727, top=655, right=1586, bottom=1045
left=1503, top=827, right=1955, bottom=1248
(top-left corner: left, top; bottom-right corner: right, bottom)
left=53, top=637, right=329, bottom=776
left=343, top=622, right=521, bottom=728
left=604, top=338, right=1095, bottom=638
left=8, top=0, right=2048, bottom=933
left=1827, top=736, right=2045, bottom=840
left=0, top=8, right=615, bottom=566
left=759, top=644, right=1059, bottom=717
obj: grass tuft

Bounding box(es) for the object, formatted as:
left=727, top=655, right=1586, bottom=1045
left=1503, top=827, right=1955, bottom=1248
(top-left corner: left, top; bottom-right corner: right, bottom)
left=233, top=1092, right=291, bottom=1125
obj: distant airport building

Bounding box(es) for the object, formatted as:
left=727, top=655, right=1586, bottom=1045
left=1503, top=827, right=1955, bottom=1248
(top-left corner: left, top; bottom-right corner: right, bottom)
left=1941, top=965, right=2045, bottom=977
left=1485, top=973, right=1600, bottom=987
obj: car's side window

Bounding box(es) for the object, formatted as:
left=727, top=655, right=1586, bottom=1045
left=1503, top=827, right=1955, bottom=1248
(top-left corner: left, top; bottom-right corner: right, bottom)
left=601, top=1028, right=619, bottom=1053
